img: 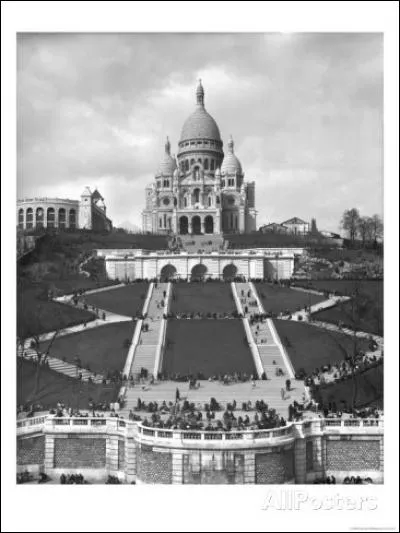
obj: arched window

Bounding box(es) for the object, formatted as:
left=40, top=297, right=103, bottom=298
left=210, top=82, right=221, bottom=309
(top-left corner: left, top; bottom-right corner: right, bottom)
left=47, top=207, right=55, bottom=228
left=159, top=217, right=162, bottom=228
left=58, top=208, right=66, bottom=229
left=36, top=207, right=44, bottom=229
left=204, top=159, right=209, bottom=170
left=194, top=189, right=200, bottom=203
left=190, top=159, right=195, bottom=167
left=69, top=209, right=76, bottom=230
left=221, top=180, right=225, bottom=188
left=26, top=208, right=33, bottom=229
left=208, top=196, right=212, bottom=207
left=210, top=160, right=215, bottom=171
left=185, top=160, right=189, bottom=171
left=18, top=209, right=24, bottom=229
left=197, top=158, right=202, bottom=164
left=184, top=197, right=188, bottom=208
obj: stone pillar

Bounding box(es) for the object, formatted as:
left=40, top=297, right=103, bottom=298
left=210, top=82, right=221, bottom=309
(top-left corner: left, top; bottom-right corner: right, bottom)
left=243, top=452, right=255, bottom=484
left=44, top=434, right=55, bottom=472
left=106, top=435, right=119, bottom=475
left=188, top=219, right=193, bottom=234
left=318, top=436, right=326, bottom=474
left=172, top=451, right=184, bottom=485
left=294, top=438, right=306, bottom=483
left=239, top=208, right=245, bottom=233
left=379, top=436, right=384, bottom=478
left=125, top=425, right=137, bottom=484
left=201, top=219, right=205, bottom=234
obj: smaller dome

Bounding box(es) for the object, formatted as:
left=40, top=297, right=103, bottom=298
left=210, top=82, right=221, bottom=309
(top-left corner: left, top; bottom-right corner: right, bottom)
left=156, top=137, right=177, bottom=176
left=221, top=136, right=242, bottom=175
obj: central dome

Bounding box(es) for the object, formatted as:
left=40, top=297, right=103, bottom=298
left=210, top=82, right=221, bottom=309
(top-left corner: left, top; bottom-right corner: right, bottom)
left=179, top=80, right=221, bottom=143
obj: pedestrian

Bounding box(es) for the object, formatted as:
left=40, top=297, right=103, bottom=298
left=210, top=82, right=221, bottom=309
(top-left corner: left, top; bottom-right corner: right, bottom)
left=175, top=387, right=180, bottom=402
left=281, top=387, right=286, bottom=400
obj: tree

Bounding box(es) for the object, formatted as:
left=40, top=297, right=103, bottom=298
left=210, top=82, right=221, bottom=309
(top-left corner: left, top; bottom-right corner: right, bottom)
left=325, top=281, right=370, bottom=409
left=341, top=208, right=360, bottom=244
left=357, top=216, right=373, bottom=247
left=17, top=304, right=65, bottom=402
left=370, top=214, right=383, bottom=242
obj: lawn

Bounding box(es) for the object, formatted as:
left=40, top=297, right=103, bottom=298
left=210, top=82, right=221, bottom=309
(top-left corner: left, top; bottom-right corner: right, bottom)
left=313, top=363, right=383, bottom=409
left=300, top=280, right=383, bottom=336
left=17, top=287, right=95, bottom=337
left=41, top=322, right=135, bottom=374
left=17, top=358, right=119, bottom=409
left=273, top=320, right=371, bottom=375
left=84, top=283, right=149, bottom=317
left=170, top=283, right=236, bottom=315
left=162, top=319, right=256, bottom=378
left=254, top=282, right=326, bottom=314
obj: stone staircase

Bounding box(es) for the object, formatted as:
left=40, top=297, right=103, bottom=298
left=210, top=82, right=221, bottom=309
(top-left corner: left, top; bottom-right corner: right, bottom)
left=236, top=282, right=295, bottom=379
left=179, top=234, right=224, bottom=253
left=18, top=345, right=104, bottom=383
left=129, top=283, right=169, bottom=377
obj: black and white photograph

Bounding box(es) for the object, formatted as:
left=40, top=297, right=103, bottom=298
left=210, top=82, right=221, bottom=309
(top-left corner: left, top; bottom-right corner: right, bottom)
left=2, top=2, right=399, bottom=532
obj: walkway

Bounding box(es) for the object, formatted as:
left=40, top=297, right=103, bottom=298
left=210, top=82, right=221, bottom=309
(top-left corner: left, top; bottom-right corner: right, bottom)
left=236, top=282, right=296, bottom=379
left=129, top=283, right=169, bottom=377
left=17, top=346, right=105, bottom=383
left=120, top=379, right=304, bottom=420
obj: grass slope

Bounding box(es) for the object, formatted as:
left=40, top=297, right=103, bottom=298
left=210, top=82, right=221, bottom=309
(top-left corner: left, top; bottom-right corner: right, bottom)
left=162, top=319, right=256, bottom=378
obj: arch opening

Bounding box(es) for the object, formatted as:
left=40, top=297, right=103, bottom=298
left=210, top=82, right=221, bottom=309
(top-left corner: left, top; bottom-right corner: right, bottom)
left=191, top=263, right=207, bottom=282
left=222, top=263, right=238, bottom=281
left=160, top=264, right=177, bottom=282
left=179, top=216, right=189, bottom=235
left=204, top=215, right=214, bottom=234
left=192, top=215, right=201, bottom=235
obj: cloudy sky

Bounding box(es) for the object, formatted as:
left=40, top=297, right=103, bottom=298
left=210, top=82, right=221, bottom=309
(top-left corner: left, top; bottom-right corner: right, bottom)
left=17, top=33, right=383, bottom=232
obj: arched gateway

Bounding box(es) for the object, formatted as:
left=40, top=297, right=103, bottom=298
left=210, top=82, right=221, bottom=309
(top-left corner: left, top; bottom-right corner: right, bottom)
left=160, top=264, right=177, bottom=282
left=191, top=264, right=207, bottom=281
left=222, top=263, right=238, bottom=281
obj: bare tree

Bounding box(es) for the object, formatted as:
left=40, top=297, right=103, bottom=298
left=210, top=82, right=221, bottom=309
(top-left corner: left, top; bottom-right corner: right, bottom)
left=370, top=214, right=383, bottom=242
left=17, top=304, right=65, bottom=402
left=341, top=208, right=360, bottom=244
left=357, top=216, right=375, bottom=247
left=323, top=281, right=370, bottom=409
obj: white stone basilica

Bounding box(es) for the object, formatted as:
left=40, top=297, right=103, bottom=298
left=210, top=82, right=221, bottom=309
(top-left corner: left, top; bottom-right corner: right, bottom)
left=142, top=81, right=257, bottom=235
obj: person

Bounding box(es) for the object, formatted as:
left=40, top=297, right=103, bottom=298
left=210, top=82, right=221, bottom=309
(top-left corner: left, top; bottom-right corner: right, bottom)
left=175, top=387, right=180, bottom=402
left=281, top=387, right=286, bottom=400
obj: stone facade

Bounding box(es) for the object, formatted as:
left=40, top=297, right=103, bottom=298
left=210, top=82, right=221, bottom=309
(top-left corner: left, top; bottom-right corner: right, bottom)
left=53, top=437, right=106, bottom=469
left=17, top=187, right=112, bottom=232
left=17, top=435, right=45, bottom=466
left=142, top=82, right=257, bottom=235
left=104, top=249, right=295, bottom=281
left=17, top=417, right=384, bottom=484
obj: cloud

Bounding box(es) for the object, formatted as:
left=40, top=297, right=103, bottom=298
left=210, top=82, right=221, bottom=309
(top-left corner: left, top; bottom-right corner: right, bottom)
left=17, top=33, right=383, bottom=232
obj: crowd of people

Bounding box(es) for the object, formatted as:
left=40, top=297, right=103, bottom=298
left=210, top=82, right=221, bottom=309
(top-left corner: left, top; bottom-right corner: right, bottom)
left=304, top=348, right=382, bottom=390
left=129, top=395, right=287, bottom=432
left=60, top=473, right=87, bottom=484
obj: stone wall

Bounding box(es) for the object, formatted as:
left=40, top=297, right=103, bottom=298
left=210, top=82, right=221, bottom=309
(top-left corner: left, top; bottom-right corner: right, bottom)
left=118, top=440, right=125, bottom=471
left=255, top=447, right=295, bottom=484
left=53, top=437, right=106, bottom=469
left=16, top=418, right=384, bottom=484
left=183, top=451, right=244, bottom=484
left=17, top=436, right=45, bottom=466
left=326, top=438, right=381, bottom=472
left=136, top=444, right=172, bottom=484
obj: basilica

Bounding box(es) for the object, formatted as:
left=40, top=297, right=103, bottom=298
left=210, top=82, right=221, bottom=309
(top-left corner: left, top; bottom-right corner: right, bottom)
left=142, top=81, right=257, bottom=235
